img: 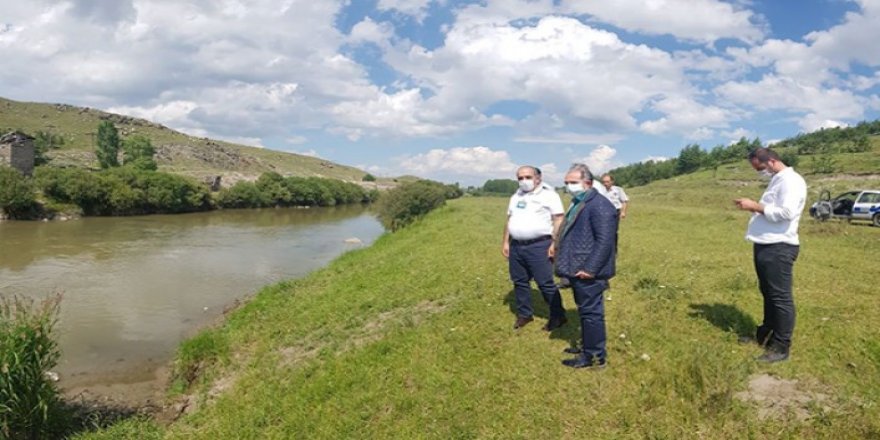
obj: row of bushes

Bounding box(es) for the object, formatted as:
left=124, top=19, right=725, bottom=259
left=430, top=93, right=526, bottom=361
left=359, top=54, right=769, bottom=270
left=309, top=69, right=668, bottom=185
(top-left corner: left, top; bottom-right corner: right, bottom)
left=1, top=166, right=379, bottom=219
left=35, top=167, right=212, bottom=216
left=375, top=180, right=463, bottom=231
left=216, top=172, right=376, bottom=209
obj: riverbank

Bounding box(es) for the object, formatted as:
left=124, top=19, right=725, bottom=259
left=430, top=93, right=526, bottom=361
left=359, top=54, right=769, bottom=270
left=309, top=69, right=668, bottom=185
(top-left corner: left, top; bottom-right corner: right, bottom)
left=76, top=165, right=880, bottom=438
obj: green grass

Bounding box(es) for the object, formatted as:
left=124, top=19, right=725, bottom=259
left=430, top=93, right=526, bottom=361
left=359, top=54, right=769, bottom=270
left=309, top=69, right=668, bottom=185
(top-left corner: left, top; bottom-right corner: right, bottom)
left=74, top=162, right=880, bottom=439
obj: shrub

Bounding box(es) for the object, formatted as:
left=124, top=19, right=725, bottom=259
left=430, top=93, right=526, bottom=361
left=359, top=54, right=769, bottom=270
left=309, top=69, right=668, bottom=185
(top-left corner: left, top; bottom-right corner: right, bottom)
left=362, top=173, right=376, bottom=182
left=0, top=166, right=37, bottom=219
left=375, top=180, right=449, bottom=231
left=0, top=295, right=64, bottom=440
left=121, top=135, right=157, bottom=171
left=217, top=181, right=269, bottom=209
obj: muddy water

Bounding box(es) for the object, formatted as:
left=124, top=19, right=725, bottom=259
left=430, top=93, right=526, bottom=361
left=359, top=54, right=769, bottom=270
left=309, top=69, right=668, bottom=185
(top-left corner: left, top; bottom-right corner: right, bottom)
left=0, top=206, right=383, bottom=387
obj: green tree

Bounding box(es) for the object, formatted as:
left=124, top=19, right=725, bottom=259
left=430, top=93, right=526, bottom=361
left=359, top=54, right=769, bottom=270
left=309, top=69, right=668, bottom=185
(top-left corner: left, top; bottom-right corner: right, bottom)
left=362, top=173, right=376, bottom=182
left=122, top=135, right=157, bottom=171
left=0, top=166, right=37, bottom=218
left=482, top=179, right=518, bottom=194
left=675, top=144, right=706, bottom=175
left=96, top=121, right=120, bottom=169
left=33, top=130, right=65, bottom=166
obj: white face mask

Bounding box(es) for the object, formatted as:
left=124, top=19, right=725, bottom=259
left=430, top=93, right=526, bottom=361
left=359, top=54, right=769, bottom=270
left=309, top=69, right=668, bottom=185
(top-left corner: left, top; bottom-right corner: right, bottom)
left=566, top=183, right=585, bottom=195
left=518, top=179, right=536, bottom=192
left=757, top=169, right=773, bottom=179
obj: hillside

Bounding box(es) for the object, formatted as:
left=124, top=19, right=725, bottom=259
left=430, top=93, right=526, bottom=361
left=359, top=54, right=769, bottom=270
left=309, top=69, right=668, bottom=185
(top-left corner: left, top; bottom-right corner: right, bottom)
left=77, top=163, right=879, bottom=439
left=0, top=97, right=370, bottom=185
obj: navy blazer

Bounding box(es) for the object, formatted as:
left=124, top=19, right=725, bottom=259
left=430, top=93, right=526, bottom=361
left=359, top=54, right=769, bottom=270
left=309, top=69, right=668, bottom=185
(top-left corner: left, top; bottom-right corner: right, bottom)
left=554, top=188, right=618, bottom=280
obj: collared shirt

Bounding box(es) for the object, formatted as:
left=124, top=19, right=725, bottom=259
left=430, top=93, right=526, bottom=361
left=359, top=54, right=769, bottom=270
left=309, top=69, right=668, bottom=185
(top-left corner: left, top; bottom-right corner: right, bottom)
left=601, top=185, right=629, bottom=209
left=507, top=183, right=564, bottom=240
left=746, top=167, right=807, bottom=245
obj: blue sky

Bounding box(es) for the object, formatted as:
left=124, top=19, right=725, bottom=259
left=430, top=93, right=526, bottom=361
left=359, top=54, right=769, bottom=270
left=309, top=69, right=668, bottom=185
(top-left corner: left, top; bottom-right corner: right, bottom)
left=1, top=0, right=879, bottom=185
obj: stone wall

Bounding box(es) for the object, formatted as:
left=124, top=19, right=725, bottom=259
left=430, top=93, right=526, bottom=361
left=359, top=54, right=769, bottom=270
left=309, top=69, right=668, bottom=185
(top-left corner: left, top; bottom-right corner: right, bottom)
left=0, top=132, right=36, bottom=176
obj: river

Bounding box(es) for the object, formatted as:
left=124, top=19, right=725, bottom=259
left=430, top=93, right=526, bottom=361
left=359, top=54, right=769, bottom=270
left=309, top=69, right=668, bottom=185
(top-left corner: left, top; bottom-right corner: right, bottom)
left=0, top=205, right=384, bottom=388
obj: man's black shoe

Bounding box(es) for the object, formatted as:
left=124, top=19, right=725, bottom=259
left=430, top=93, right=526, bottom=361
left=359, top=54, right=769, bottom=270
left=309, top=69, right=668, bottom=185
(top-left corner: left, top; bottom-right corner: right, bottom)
left=562, top=346, right=581, bottom=354
left=562, top=356, right=606, bottom=369
left=737, top=335, right=756, bottom=345
left=543, top=316, right=568, bottom=331
left=513, top=316, right=534, bottom=330
left=756, top=350, right=789, bottom=363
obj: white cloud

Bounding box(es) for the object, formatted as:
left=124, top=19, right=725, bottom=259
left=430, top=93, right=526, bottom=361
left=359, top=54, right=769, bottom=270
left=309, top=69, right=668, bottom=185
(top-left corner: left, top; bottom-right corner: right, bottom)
left=377, top=0, right=435, bottom=22
left=513, top=132, right=624, bottom=145
left=574, top=145, right=618, bottom=174
left=396, top=146, right=518, bottom=179
left=716, top=75, right=866, bottom=133
left=641, top=155, right=671, bottom=163
left=295, top=149, right=320, bottom=157
left=722, top=127, right=755, bottom=143
left=348, top=17, right=395, bottom=46
left=560, top=0, right=765, bottom=44
left=286, top=135, right=308, bottom=145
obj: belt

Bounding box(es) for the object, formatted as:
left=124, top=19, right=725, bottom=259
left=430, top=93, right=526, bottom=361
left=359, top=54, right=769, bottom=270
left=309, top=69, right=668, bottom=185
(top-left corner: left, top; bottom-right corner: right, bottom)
left=509, top=235, right=552, bottom=246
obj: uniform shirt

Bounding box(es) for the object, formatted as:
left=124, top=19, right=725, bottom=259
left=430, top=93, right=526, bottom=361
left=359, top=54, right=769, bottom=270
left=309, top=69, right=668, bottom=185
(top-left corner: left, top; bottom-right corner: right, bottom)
left=746, top=167, right=807, bottom=246
left=507, top=183, right=564, bottom=240
left=601, top=185, right=629, bottom=210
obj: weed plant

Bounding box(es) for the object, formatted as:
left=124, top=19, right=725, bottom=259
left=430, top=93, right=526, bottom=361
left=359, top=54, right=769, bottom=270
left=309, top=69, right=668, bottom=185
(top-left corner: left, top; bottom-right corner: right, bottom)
left=0, top=295, right=63, bottom=440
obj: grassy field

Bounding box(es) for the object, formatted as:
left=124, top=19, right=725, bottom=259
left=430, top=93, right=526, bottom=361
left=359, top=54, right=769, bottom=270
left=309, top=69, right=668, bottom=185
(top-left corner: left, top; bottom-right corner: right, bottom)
left=74, top=159, right=880, bottom=439
left=0, top=97, right=376, bottom=184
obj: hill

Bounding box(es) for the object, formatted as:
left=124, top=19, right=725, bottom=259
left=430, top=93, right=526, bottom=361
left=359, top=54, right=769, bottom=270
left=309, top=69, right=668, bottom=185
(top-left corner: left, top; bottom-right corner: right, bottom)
left=0, top=97, right=371, bottom=185
left=77, top=162, right=879, bottom=439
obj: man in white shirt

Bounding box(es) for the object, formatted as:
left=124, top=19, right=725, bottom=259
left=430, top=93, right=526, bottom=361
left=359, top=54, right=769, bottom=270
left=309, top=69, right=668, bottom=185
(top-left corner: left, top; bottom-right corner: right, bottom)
left=734, top=147, right=807, bottom=363
left=502, top=166, right=567, bottom=331
left=600, top=174, right=629, bottom=220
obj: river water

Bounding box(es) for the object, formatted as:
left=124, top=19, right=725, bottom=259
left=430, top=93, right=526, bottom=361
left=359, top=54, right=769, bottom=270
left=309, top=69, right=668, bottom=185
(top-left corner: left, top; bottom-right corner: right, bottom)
left=0, top=205, right=383, bottom=386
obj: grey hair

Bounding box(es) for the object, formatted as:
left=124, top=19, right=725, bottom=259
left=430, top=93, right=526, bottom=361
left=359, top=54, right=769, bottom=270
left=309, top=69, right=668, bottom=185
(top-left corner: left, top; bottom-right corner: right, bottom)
left=567, top=163, right=593, bottom=182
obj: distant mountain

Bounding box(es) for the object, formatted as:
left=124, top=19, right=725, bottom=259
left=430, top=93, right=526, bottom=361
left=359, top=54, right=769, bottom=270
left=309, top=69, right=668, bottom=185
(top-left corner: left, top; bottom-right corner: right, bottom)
left=0, top=97, right=371, bottom=185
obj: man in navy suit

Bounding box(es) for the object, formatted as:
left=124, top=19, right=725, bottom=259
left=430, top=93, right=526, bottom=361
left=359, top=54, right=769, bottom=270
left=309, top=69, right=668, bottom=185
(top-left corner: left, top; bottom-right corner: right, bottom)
left=554, top=163, right=618, bottom=369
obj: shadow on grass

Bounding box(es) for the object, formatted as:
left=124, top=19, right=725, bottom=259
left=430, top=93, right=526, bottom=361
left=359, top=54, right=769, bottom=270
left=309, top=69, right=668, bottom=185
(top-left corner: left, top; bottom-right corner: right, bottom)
left=503, top=287, right=581, bottom=350
left=58, top=394, right=159, bottom=438
left=688, top=303, right=756, bottom=337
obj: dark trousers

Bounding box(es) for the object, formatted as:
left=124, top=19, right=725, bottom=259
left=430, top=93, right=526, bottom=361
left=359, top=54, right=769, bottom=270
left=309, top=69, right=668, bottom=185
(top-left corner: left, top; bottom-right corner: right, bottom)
left=570, top=278, right=608, bottom=361
left=753, top=243, right=799, bottom=353
left=509, top=240, right=565, bottom=319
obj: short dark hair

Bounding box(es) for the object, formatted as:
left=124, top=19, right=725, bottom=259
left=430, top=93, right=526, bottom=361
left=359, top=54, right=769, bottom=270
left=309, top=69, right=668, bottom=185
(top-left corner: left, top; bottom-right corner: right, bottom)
left=748, top=147, right=781, bottom=164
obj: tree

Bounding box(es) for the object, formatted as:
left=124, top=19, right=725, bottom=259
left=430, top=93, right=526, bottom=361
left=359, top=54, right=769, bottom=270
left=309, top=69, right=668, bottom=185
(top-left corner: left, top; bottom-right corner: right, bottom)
left=33, top=130, right=65, bottom=166
left=0, top=166, right=37, bottom=218
left=362, top=173, right=376, bottom=182
left=482, top=179, right=518, bottom=194
left=95, top=121, right=120, bottom=168
left=675, top=144, right=706, bottom=175
left=121, top=135, right=157, bottom=171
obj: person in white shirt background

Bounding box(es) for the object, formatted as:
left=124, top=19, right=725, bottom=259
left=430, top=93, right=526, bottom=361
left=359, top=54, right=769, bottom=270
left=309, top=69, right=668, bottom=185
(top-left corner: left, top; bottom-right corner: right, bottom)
left=600, top=174, right=629, bottom=220
left=734, top=147, right=807, bottom=363
left=502, top=166, right=568, bottom=331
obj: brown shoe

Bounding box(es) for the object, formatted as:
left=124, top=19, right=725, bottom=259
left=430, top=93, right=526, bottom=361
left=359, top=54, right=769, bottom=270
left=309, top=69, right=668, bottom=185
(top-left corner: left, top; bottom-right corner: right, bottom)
left=543, top=316, right=568, bottom=331
left=513, top=316, right=534, bottom=329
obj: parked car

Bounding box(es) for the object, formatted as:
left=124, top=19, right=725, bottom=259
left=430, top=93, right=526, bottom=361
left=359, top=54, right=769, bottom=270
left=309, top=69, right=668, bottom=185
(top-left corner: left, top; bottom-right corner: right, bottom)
left=810, top=189, right=880, bottom=226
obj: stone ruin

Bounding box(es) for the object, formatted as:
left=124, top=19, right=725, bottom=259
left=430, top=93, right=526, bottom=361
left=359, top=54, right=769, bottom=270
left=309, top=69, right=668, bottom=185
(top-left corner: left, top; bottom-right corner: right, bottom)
left=0, top=131, right=36, bottom=176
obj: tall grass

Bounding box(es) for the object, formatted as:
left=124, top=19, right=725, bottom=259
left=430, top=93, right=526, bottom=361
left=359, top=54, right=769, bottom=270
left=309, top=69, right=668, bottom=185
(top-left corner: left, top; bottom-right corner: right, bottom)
left=0, top=295, right=64, bottom=440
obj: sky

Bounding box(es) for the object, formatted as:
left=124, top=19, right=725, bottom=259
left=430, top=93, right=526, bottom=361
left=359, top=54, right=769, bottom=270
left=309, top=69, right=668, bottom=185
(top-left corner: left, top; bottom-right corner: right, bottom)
left=2, top=0, right=880, bottom=186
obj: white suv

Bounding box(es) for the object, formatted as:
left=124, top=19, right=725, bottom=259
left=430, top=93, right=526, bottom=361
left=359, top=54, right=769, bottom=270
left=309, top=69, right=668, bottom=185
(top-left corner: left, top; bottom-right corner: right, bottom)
left=810, top=190, right=880, bottom=226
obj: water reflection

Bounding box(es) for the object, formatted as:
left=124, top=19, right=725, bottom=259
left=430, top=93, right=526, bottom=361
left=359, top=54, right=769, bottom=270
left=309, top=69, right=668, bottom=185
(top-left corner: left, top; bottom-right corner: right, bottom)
left=0, top=205, right=383, bottom=384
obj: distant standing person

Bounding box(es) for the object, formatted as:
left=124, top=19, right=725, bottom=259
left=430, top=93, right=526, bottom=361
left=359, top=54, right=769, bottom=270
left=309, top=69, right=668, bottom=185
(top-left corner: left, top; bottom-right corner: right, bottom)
left=555, top=164, right=617, bottom=369
left=734, top=147, right=807, bottom=363
left=600, top=174, right=629, bottom=220
left=502, top=166, right=568, bottom=331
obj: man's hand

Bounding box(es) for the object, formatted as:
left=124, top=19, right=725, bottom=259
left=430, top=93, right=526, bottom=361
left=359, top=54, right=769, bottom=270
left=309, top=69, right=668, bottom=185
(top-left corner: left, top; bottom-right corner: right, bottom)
left=734, top=198, right=762, bottom=212
left=502, top=241, right=510, bottom=258
left=547, top=242, right=555, bottom=259
left=574, top=270, right=594, bottom=279
left=620, top=211, right=627, bottom=220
